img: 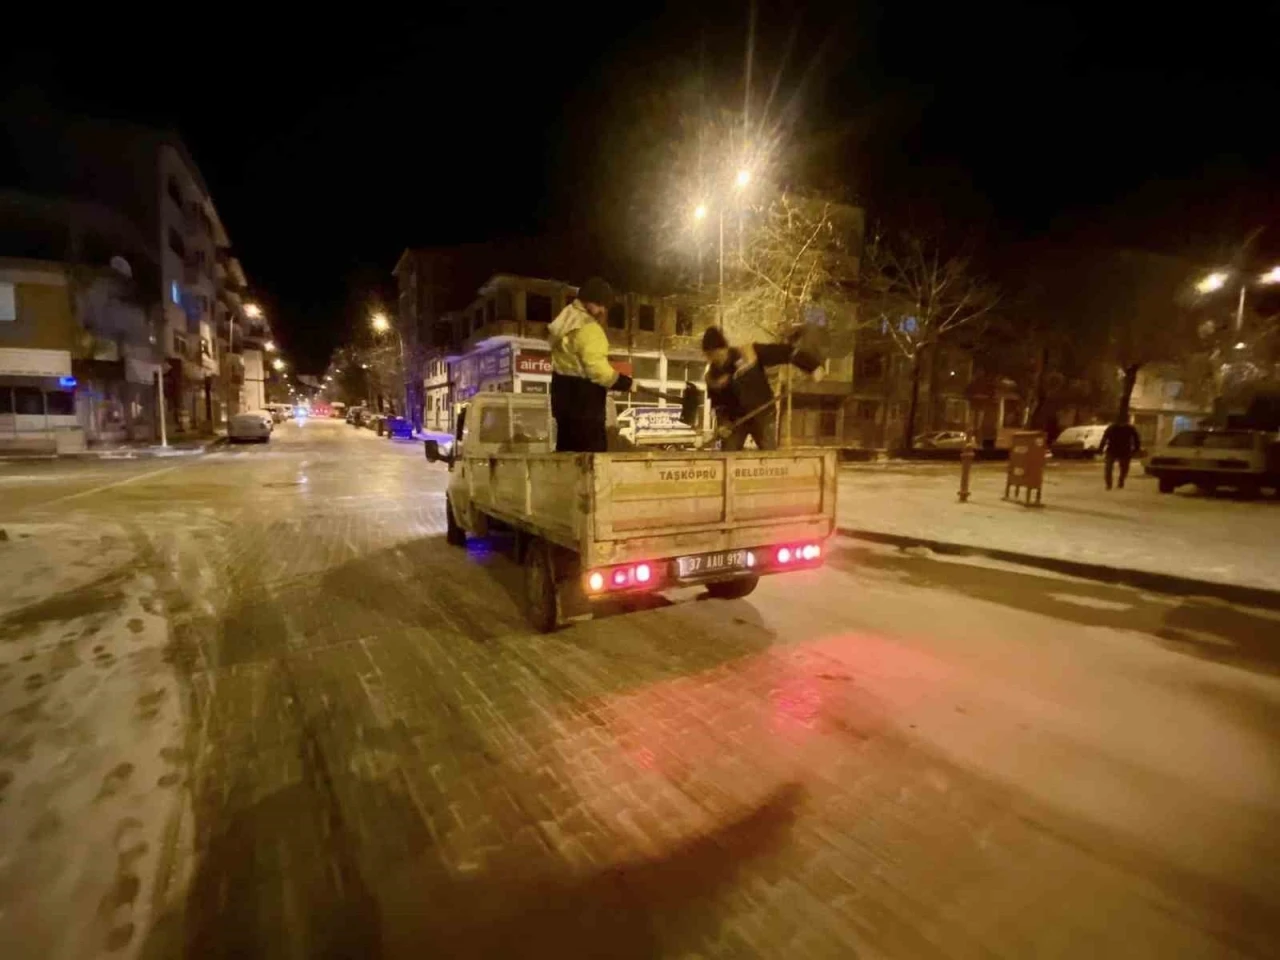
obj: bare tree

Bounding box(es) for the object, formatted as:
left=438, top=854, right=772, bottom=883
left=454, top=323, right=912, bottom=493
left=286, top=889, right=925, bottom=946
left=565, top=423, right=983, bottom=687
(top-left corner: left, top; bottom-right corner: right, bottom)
left=719, top=192, right=862, bottom=347
left=861, top=230, right=999, bottom=449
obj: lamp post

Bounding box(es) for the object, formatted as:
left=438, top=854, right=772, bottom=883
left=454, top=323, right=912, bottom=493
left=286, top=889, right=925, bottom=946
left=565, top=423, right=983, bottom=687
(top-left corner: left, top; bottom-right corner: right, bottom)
left=693, top=167, right=752, bottom=329
left=1197, top=266, right=1280, bottom=332
left=371, top=311, right=407, bottom=417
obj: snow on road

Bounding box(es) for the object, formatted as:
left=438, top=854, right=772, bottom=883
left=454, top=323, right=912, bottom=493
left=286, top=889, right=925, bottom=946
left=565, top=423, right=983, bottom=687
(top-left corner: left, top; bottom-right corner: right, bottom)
left=0, top=425, right=1277, bottom=958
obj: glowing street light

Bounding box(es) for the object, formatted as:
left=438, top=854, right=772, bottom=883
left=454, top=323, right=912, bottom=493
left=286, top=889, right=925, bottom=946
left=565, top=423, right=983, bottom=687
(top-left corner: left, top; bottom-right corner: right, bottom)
left=1198, top=266, right=1280, bottom=332
left=371, top=312, right=390, bottom=333
left=693, top=203, right=708, bottom=221
left=264, top=340, right=277, bottom=352
left=244, top=303, right=263, bottom=319
left=735, top=168, right=751, bottom=189
left=272, top=358, right=286, bottom=372
left=1196, top=271, right=1228, bottom=295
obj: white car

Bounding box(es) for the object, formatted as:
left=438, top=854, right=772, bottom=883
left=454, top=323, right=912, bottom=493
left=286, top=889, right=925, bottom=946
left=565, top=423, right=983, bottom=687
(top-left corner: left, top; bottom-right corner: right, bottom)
left=1051, top=424, right=1108, bottom=459
left=913, top=430, right=969, bottom=450
left=228, top=411, right=273, bottom=443
left=1144, top=428, right=1279, bottom=495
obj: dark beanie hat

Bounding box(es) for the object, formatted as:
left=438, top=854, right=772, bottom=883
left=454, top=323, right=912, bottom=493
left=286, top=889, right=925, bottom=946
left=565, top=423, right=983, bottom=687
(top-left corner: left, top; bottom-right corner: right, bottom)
left=577, top=277, right=614, bottom=308
left=701, top=326, right=729, bottom=351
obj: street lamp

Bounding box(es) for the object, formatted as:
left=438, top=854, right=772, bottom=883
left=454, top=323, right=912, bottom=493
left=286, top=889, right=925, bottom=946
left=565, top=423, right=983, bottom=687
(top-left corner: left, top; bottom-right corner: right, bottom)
left=244, top=303, right=263, bottom=319
left=370, top=310, right=407, bottom=417
left=264, top=340, right=277, bottom=353
left=1196, top=266, right=1280, bottom=332
left=1196, top=272, right=1228, bottom=295
left=694, top=167, right=753, bottom=327
left=272, top=358, right=286, bottom=372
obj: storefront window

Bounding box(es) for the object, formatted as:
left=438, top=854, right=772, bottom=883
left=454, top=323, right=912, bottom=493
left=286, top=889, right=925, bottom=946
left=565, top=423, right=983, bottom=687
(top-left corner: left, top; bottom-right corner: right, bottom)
left=0, top=387, right=11, bottom=413
left=632, top=357, right=660, bottom=380
left=46, top=390, right=76, bottom=415
left=15, top=387, right=44, bottom=415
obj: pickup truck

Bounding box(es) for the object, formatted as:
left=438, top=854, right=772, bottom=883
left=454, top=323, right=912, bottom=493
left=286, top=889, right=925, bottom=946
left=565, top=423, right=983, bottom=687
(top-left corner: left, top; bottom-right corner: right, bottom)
left=424, top=393, right=837, bottom=631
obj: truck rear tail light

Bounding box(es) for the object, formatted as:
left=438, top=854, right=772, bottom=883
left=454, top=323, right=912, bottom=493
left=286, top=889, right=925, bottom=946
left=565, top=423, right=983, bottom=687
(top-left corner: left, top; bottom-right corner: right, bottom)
left=771, top=542, right=823, bottom=567
left=585, top=562, right=660, bottom=595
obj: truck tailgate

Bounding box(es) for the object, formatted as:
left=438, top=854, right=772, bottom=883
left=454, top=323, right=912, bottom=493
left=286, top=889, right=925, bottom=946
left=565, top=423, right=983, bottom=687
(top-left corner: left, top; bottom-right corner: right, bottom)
left=586, top=450, right=836, bottom=567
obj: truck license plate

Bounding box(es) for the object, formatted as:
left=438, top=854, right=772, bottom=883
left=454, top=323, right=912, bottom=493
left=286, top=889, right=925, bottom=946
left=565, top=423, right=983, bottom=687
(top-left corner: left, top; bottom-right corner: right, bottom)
left=678, top=550, right=747, bottom=578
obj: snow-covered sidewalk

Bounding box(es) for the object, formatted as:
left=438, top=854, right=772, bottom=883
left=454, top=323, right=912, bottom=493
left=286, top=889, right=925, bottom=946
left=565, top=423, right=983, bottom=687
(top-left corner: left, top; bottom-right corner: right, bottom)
left=837, top=461, right=1280, bottom=594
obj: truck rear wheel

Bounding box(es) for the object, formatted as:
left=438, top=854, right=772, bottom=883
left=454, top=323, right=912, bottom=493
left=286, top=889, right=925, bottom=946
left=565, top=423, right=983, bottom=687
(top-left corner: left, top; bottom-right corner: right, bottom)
left=525, top=539, right=559, bottom=633
left=706, top=575, right=759, bottom=600
left=1158, top=478, right=1176, bottom=494
left=445, top=496, right=466, bottom=547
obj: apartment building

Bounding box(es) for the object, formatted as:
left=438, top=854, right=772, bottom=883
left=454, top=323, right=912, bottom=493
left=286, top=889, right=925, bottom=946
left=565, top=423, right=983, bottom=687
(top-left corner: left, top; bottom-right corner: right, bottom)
left=5, top=107, right=239, bottom=435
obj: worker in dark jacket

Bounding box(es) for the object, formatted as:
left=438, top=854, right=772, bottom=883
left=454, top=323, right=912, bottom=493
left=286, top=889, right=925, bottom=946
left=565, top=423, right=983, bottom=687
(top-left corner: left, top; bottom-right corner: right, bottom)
left=549, top=277, right=634, bottom=452
left=702, top=326, right=823, bottom=451
left=1100, top=417, right=1143, bottom=490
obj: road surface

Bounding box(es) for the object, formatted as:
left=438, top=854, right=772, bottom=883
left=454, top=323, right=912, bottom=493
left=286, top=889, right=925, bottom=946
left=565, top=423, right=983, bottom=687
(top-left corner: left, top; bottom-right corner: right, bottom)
left=1, top=418, right=1277, bottom=959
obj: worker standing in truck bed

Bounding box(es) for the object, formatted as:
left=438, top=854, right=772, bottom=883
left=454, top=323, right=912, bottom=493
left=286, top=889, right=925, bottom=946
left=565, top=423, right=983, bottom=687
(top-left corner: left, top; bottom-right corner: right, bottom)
left=701, top=326, right=823, bottom=450
left=548, top=277, right=634, bottom=453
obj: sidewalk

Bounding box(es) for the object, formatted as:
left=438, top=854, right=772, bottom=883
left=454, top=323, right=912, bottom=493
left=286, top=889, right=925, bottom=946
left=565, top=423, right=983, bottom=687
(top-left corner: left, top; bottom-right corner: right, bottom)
left=0, top=433, right=225, bottom=461
left=77, top=434, right=225, bottom=459
left=837, top=461, right=1280, bottom=601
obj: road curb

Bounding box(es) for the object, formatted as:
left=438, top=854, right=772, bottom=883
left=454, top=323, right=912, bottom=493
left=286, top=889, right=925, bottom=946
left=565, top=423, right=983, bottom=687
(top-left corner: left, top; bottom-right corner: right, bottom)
left=837, top=527, right=1280, bottom=612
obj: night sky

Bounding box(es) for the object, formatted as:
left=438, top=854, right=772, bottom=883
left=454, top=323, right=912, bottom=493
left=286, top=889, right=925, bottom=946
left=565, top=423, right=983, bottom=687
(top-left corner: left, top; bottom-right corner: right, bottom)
left=5, top=2, right=1276, bottom=372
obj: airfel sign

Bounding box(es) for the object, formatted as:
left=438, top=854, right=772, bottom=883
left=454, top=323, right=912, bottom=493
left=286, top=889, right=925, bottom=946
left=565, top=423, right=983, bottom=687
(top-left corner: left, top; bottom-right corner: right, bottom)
left=515, top=350, right=633, bottom=377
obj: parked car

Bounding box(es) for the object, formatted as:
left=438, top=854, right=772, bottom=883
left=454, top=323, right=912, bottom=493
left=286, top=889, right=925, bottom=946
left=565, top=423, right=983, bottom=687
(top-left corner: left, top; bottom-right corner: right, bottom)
left=1144, top=428, right=1280, bottom=496
left=228, top=411, right=273, bottom=443
left=385, top=416, right=414, bottom=439
left=346, top=406, right=368, bottom=426
left=366, top=412, right=388, bottom=434
left=1050, top=424, right=1108, bottom=459
left=913, top=430, right=969, bottom=450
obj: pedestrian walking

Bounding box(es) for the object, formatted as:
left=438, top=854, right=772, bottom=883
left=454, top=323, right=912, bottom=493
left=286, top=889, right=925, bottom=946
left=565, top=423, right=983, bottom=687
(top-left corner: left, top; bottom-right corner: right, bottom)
left=1100, top=417, right=1142, bottom=490
left=548, top=277, right=634, bottom=453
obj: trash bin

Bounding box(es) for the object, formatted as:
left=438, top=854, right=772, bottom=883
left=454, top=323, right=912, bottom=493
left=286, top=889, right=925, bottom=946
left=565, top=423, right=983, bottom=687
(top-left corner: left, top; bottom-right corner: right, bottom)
left=1004, top=431, right=1047, bottom=505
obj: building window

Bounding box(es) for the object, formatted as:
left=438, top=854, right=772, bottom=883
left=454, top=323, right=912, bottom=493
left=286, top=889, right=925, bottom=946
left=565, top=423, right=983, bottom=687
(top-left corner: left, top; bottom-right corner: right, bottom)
left=632, top=356, right=660, bottom=380
left=168, top=228, right=185, bottom=259
left=496, top=289, right=514, bottom=322
left=200, top=337, right=211, bottom=359
left=171, top=281, right=181, bottom=305
left=526, top=293, right=552, bottom=324
left=856, top=352, right=886, bottom=381
left=608, top=303, right=626, bottom=329
left=855, top=399, right=880, bottom=421
left=0, top=387, right=11, bottom=413
left=637, top=304, right=656, bottom=332
left=486, top=298, right=495, bottom=325
left=675, top=308, right=693, bottom=336
left=174, top=333, right=188, bottom=357
left=14, top=387, right=44, bottom=415
left=0, top=281, right=15, bottom=321
left=168, top=176, right=183, bottom=207
left=46, top=390, right=75, bottom=416
left=819, top=409, right=839, bottom=437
